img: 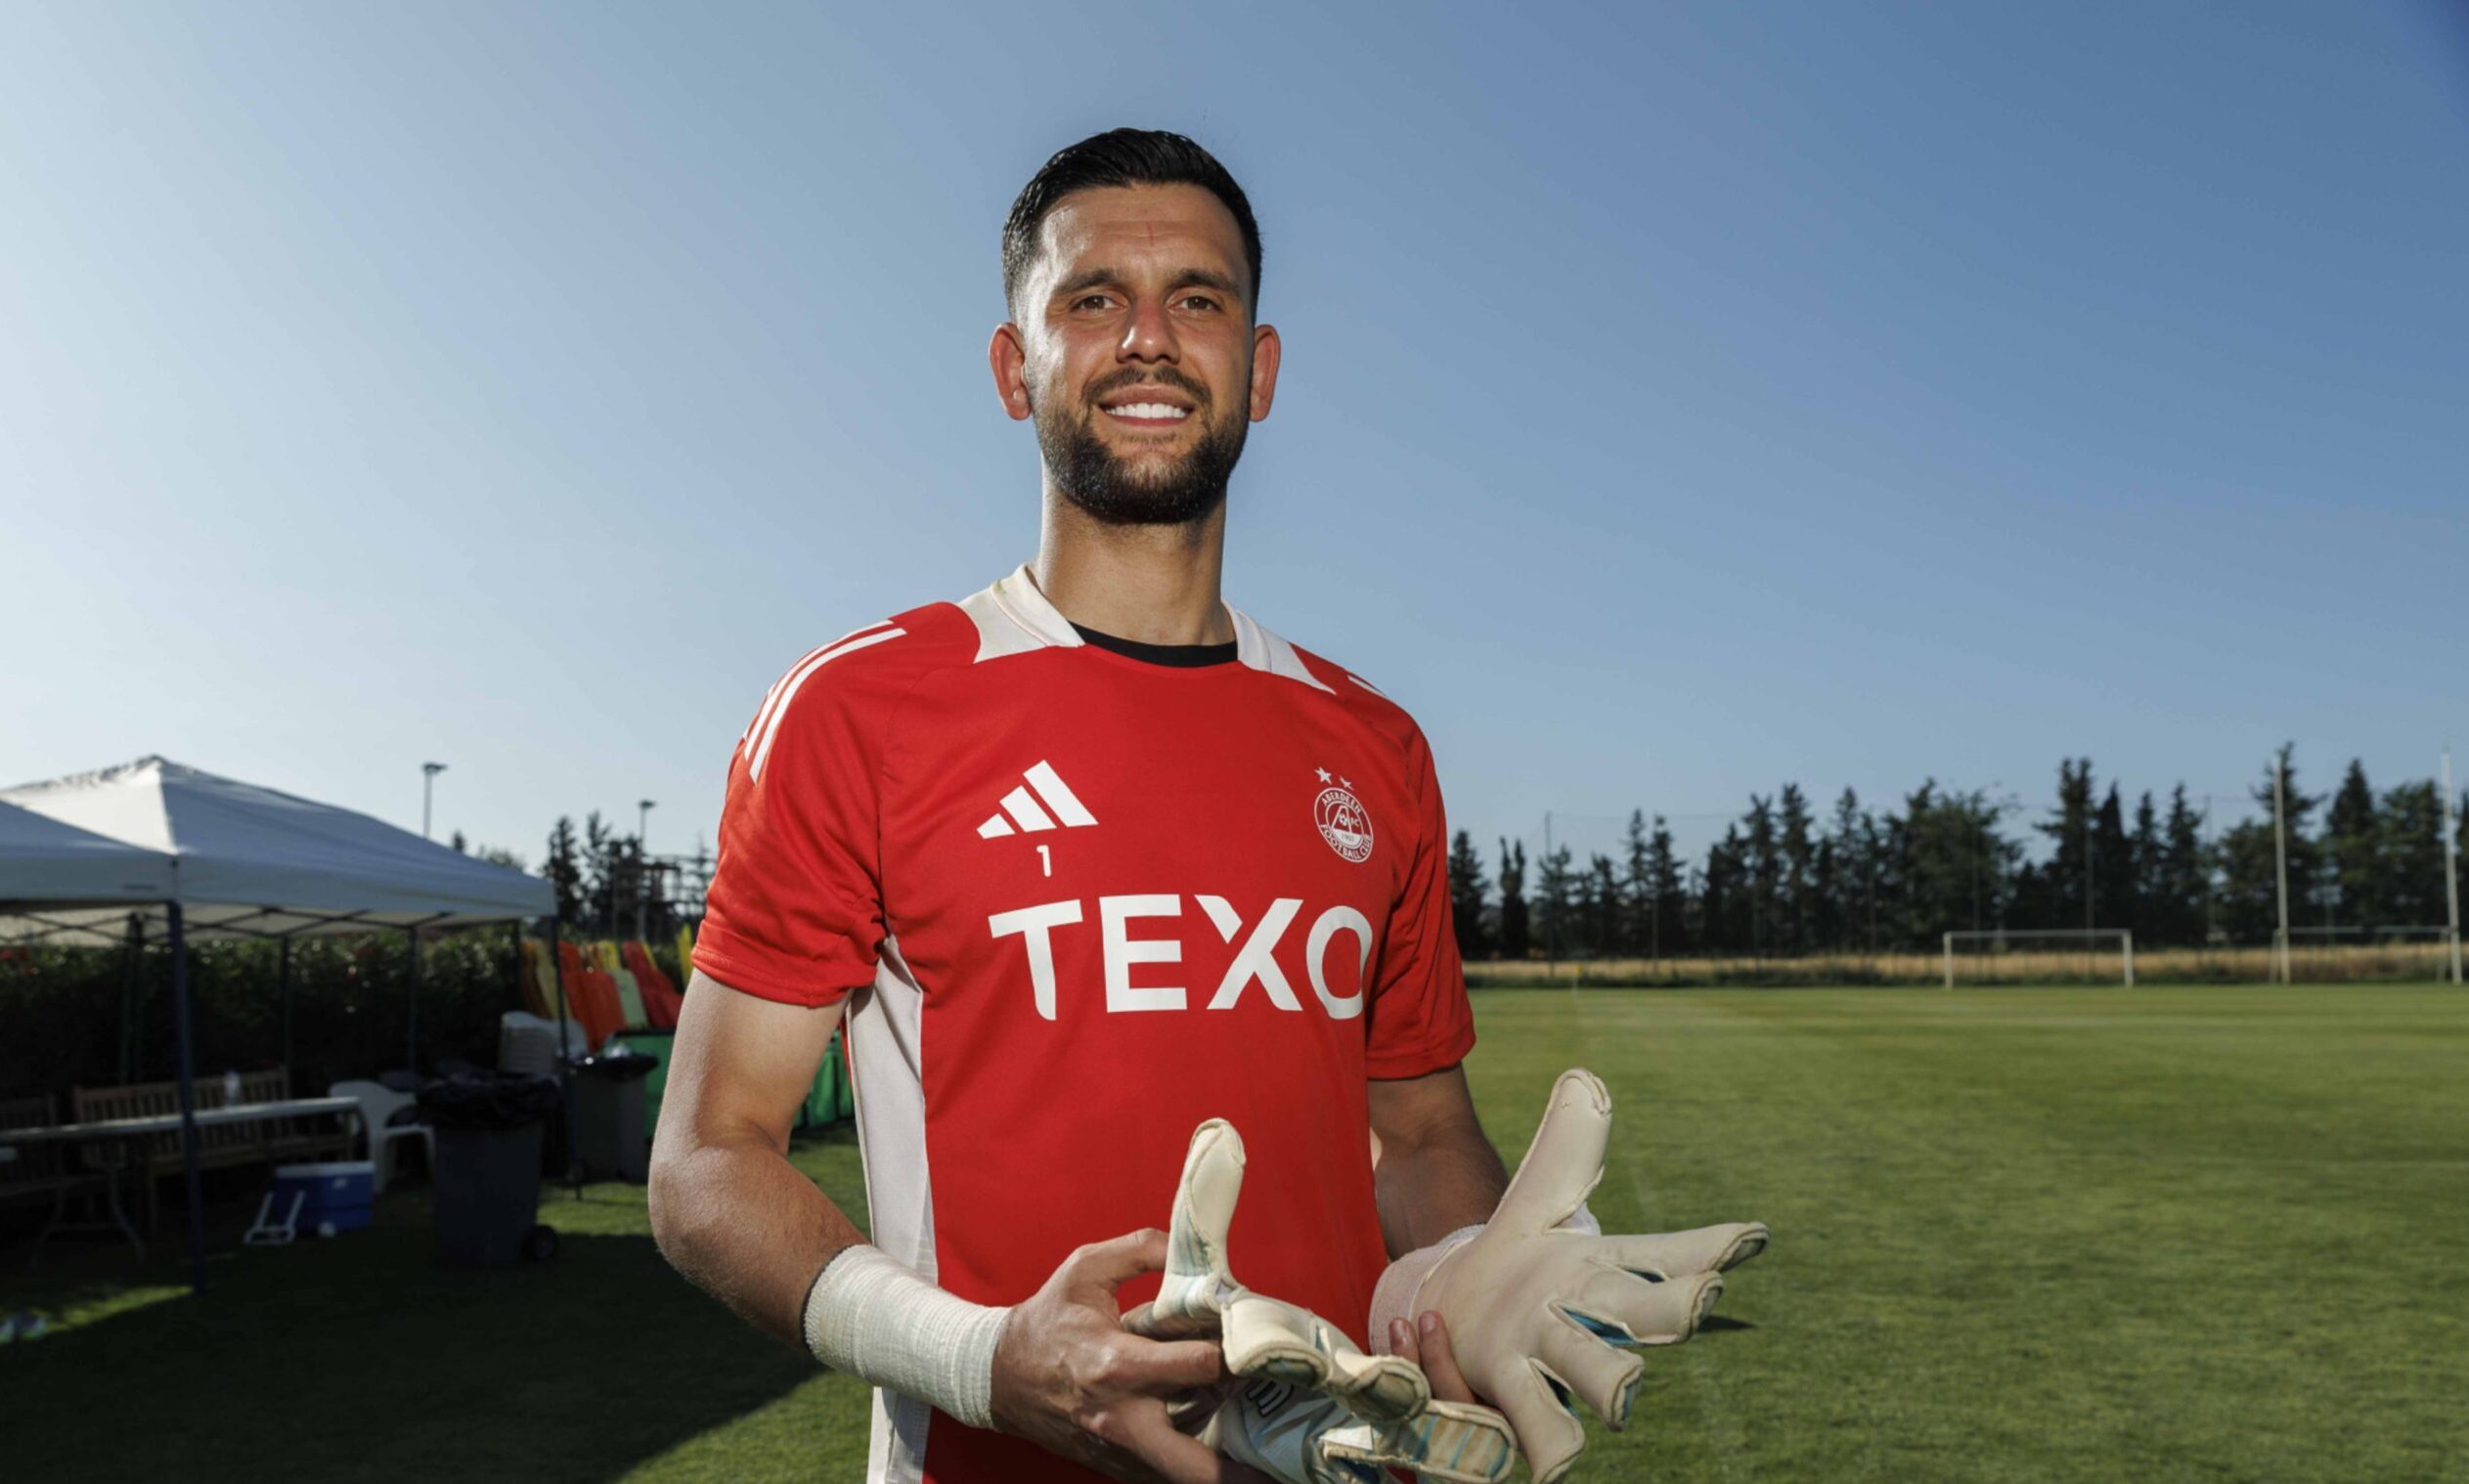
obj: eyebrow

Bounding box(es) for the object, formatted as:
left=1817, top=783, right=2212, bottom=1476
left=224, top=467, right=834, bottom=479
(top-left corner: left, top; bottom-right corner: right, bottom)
left=1051, top=266, right=1247, bottom=304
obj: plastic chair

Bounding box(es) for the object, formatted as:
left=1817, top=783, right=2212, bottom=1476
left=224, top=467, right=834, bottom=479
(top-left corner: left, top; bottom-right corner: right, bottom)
left=328, top=1080, right=435, bottom=1193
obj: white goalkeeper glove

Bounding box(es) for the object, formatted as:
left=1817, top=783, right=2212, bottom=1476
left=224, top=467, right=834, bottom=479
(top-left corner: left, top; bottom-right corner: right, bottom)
left=1370, top=1069, right=1768, bottom=1484
left=1124, top=1119, right=1517, bottom=1484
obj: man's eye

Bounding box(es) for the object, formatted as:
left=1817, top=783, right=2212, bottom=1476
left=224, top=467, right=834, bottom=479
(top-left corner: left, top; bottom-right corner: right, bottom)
left=1180, top=295, right=1219, bottom=312
left=1074, top=294, right=1113, bottom=311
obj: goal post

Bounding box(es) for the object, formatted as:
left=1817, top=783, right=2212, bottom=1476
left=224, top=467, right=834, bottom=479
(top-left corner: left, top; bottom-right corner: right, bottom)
left=1943, top=928, right=2135, bottom=988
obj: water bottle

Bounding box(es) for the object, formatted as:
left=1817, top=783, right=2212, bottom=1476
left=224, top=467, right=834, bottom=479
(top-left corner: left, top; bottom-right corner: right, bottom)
left=223, top=1069, right=242, bottom=1106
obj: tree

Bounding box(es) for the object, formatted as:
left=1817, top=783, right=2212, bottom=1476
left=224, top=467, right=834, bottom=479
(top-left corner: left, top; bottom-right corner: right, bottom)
left=543, top=816, right=586, bottom=925
left=2093, top=784, right=2133, bottom=930
left=1620, top=810, right=1652, bottom=956
left=2037, top=760, right=2098, bottom=932
left=1585, top=854, right=1620, bottom=958
left=1828, top=789, right=1878, bottom=953
left=2323, top=760, right=2380, bottom=928
left=1645, top=815, right=1684, bottom=958
left=1447, top=831, right=1491, bottom=960
left=2373, top=779, right=2447, bottom=929
left=1742, top=795, right=1780, bottom=955
left=2217, top=745, right=2322, bottom=943
left=1779, top=784, right=1815, bottom=954
left=2158, top=785, right=2211, bottom=945
left=1534, top=845, right=1578, bottom=959
left=1497, top=839, right=1530, bottom=960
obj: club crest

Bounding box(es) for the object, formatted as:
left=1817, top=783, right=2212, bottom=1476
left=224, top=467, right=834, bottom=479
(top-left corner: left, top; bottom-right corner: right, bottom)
left=1314, top=783, right=1375, bottom=863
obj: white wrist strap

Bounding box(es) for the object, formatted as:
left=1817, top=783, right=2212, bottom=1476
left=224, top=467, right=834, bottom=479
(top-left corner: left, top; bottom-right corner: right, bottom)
left=1369, top=1223, right=1485, bottom=1354
left=802, top=1244, right=1008, bottom=1429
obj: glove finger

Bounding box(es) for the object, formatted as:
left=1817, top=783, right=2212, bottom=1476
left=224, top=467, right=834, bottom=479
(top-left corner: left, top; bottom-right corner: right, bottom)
left=1123, top=1300, right=1218, bottom=1343
left=1222, top=1294, right=1337, bottom=1388
left=1534, top=1318, right=1646, bottom=1429
left=1566, top=1265, right=1724, bottom=1347
left=1595, top=1221, right=1770, bottom=1279
left=1491, top=1069, right=1611, bottom=1237
left=1483, top=1355, right=1589, bottom=1484
left=1151, top=1120, right=1248, bottom=1329
left=1320, top=1402, right=1520, bottom=1484
left=1322, top=1346, right=1431, bottom=1424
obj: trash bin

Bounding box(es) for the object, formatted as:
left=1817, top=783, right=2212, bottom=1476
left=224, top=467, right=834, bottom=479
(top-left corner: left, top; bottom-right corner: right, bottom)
left=419, top=1071, right=563, bottom=1267
left=573, top=1050, right=657, bottom=1183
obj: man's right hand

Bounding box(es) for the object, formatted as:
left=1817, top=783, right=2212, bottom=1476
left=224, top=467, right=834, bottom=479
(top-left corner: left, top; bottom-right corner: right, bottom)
left=990, top=1228, right=1271, bottom=1484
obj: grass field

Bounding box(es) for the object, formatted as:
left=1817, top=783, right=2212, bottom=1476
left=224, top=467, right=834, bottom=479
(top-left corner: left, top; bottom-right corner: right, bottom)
left=4, top=985, right=2463, bottom=1482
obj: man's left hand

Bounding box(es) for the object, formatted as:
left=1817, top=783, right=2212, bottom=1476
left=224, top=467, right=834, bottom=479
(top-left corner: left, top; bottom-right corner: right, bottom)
left=1371, top=1069, right=1768, bottom=1484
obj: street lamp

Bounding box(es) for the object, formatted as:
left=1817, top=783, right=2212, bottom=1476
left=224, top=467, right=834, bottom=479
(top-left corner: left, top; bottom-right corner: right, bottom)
left=421, top=763, right=448, bottom=840
left=637, top=799, right=657, bottom=939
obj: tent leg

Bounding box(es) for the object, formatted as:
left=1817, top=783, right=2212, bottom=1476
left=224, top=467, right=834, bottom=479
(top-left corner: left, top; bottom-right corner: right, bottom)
left=120, top=915, right=145, bottom=1082
left=406, top=926, right=420, bottom=1077
left=168, top=902, right=208, bottom=1292
left=549, top=914, right=581, bottom=1199
left=279, top=936, right=294, bottom=1075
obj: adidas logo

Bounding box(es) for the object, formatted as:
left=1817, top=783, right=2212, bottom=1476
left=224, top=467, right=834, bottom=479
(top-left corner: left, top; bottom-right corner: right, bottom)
left=976, top=761, right=1098, bottom=839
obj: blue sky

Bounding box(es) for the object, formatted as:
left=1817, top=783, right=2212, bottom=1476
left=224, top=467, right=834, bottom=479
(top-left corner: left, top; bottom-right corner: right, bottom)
left=4, top=1, right=2463, bottom=878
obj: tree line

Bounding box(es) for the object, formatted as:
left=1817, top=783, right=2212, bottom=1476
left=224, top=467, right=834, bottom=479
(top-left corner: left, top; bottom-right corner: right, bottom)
left=1447, top=747, right=2467, bottom=962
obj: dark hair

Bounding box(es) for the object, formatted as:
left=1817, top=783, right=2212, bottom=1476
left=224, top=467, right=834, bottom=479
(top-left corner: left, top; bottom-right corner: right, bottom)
left=1001, top=128, right=1262, bottom=316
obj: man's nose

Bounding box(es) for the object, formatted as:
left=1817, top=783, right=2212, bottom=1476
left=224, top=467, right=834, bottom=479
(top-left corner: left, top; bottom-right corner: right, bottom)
left=1117, top=295, right=1180, bottom=364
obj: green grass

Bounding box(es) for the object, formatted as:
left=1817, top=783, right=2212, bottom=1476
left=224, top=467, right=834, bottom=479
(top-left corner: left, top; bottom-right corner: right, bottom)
left=3, top=985, right=2463, bottom=1481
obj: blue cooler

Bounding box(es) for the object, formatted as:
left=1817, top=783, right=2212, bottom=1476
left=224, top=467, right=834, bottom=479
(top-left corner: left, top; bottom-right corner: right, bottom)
left=272, top=1161, right=375, bottom=1235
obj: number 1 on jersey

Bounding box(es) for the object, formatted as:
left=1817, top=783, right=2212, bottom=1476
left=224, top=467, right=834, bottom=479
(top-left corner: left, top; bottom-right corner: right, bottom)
left=1036, top=844, right=1051, bottom=878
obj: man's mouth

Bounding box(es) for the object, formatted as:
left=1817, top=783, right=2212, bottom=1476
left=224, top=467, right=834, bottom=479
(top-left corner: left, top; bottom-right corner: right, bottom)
left=1096, top=389, right=1196, bottom=428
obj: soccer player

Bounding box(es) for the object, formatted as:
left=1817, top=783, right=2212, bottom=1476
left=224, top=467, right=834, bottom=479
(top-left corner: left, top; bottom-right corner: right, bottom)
left=649, top=129, right=1754, bottom=1484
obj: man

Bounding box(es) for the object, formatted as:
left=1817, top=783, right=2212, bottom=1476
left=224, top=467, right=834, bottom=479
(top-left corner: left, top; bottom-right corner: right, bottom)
left=649, top=129, right=1756, bottom=1484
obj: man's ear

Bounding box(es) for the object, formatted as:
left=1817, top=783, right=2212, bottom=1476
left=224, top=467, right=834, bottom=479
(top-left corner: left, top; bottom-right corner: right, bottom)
left=1248, top=322, right=1282, bottom=423
left=990, top=323, right=1033, bottom=422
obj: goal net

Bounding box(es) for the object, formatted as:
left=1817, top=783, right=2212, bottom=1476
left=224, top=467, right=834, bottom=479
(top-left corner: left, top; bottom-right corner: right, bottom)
left=1943, top=929, right=2135, bottom=987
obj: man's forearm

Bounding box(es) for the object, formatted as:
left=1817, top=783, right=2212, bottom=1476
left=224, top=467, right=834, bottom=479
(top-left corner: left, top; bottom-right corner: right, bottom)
left=1372, top=1121, right=1508, bottom=1257
left=648, top=1126, right=866, bottom=1345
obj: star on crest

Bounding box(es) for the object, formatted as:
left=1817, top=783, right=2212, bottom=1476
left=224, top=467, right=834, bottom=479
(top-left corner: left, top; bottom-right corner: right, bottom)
left=1340, top=776, right=1353, bottom=790
left=1315, top=767, right=1333, bottom=783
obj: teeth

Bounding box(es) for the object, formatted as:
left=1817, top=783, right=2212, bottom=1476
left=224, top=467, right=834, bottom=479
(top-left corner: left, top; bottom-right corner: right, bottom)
left=1109, top=402, right=1189, bottom=420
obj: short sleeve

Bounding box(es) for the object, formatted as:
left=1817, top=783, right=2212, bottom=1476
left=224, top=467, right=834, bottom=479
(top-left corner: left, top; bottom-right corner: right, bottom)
left=692, top=652, right=890, bottom=1008
left=1364, top=727, right=1477, bottom=1078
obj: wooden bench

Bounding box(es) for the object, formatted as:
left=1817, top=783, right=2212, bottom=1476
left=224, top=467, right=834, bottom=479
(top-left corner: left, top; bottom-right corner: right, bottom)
left=71, top=1069, right=356, bottom=1232
left=0, top=1093, right=110, bottom=1216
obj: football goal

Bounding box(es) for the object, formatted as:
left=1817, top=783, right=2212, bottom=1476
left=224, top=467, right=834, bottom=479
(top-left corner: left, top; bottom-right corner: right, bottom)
left=1942, top=929, right=2135, bottom=988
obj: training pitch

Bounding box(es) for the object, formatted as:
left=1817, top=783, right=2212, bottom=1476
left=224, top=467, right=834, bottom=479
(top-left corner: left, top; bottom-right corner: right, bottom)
left=4, top=985, right=2461, bottom=1482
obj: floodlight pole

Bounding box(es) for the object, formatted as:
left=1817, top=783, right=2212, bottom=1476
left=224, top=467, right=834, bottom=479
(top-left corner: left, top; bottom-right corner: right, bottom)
left=2272, top=752, right=2293, bottom=984
left=2443, top=748, right=2463, bottom=986
left=421, top=762, right=448, bottom=840
left=637, top=800, right=656, bottom=941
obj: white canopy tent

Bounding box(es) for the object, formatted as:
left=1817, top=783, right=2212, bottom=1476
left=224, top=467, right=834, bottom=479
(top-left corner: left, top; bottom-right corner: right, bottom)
left=0, top=756, right=552, bottom=945
left=0, top=757, right=559, bottom=1289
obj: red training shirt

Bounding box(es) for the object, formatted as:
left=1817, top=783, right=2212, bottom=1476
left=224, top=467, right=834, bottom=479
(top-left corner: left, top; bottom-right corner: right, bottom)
left=694, top=565, right=1477, bottom=1484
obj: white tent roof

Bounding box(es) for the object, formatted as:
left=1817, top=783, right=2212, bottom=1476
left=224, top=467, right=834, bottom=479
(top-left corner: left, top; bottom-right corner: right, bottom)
left=0, top=756, right=553, bottom=945
left=0, top=795, right=177, bottom=907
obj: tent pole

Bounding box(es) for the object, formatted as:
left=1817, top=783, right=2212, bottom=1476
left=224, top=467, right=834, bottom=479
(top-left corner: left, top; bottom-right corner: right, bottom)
left=279, top=936, right=294, bottom=1074
left=406, top=926, right=421, bottom=1076
left=549, top=913, right=580, bottom=1199
left=168, top=902, right=208, bottom=1292
left=120, top=914, right=145, bottom=1082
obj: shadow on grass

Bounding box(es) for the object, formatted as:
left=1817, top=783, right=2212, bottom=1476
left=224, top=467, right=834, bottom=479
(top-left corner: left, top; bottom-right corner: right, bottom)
left=0, top=1181, right=824, bottom=1482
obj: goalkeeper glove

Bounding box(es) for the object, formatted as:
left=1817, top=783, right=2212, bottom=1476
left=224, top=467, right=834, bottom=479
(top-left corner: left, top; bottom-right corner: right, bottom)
left=1370, top=1069, right=1768, bottom=1484
left=1125, top=1118, right=1517, bottom=1484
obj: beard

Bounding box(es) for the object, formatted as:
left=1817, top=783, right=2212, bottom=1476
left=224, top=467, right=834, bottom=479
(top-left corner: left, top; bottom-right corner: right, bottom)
left=1034, top=369, right=1249, bottom=527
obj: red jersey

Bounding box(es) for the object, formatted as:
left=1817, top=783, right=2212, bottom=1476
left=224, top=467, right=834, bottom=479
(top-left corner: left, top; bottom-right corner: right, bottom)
left=694, top=566, right=1477, bottom=1484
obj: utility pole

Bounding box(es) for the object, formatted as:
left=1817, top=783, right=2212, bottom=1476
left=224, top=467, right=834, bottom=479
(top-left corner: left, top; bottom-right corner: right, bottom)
left=2444, top=748, right=2463, bottom=985
left=2272, top=752, right=2293, bottom=984
left=421, top=762, right=448, bottom=840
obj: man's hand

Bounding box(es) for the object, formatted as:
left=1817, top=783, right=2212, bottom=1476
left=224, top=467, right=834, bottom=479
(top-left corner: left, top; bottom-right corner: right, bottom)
left=990, top=1228, right=1268, bottom=1484
left=1125, top=1119, right=1517, bottom=1484
left=1376, top=1069, right=1769, bottom=1484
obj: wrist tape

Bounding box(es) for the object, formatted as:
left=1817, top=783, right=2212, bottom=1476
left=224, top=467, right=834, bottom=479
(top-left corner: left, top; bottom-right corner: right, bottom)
left=801, top=1244, right=1008, bottom=1429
